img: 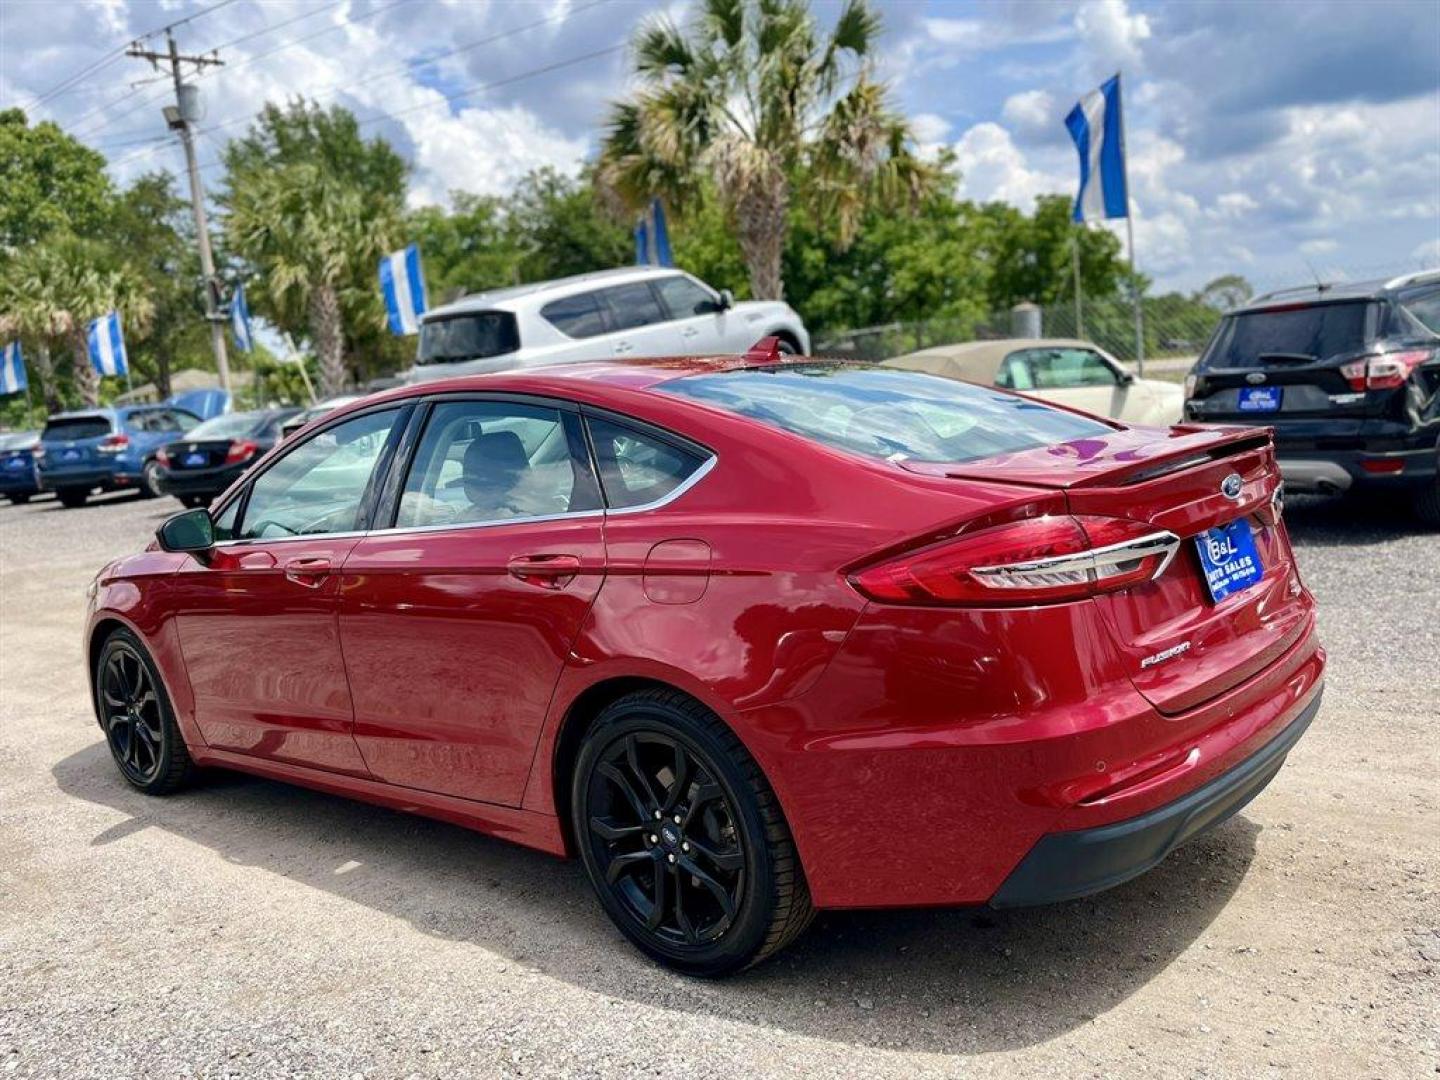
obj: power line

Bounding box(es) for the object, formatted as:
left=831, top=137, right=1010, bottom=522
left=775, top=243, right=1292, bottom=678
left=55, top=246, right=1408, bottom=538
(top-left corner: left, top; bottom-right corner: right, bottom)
left=20, top=0, right=242, bottom=110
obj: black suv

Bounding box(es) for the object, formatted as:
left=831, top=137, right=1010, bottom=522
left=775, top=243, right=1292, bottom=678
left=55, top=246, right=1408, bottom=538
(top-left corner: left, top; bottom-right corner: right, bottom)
left=1184, top=271, right=1440, bottom=523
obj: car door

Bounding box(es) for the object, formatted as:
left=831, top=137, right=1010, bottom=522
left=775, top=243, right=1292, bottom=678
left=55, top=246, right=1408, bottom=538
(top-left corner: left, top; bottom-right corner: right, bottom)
left=652, top=273, right=730, bottom=354
left=1003, top=346, right=1131, bottom=419
left=336, top=396, right=606, bottom=806
left=169, top=405, right=409, bottom=776
left=598, top=281, right=679, bottom=359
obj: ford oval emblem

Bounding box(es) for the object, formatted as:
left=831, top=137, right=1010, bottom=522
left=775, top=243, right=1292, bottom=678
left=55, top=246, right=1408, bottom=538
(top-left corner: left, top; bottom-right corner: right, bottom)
left=1221, top=473, right=1243, bottom=500
left=1245, top=372, right=1267, bottom=384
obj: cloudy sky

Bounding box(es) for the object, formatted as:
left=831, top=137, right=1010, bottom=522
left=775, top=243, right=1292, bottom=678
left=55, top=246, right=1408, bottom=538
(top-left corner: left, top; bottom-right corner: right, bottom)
left=1, top=0, right=1437, bottom=293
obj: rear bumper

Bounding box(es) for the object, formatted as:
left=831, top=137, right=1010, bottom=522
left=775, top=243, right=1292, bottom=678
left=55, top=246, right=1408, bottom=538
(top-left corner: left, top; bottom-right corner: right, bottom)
left=37, top=467, right=134, bottom=491
left=0, top=471, right=39, bottom=495
left=1276, top=446, right=1435, bottom=494
left=991, top=685, right=1321, bottom=907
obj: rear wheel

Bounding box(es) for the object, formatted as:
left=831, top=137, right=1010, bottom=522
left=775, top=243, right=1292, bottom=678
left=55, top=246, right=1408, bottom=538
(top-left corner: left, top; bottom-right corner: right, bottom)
left=96, top=629, right=193, bottom=795
left=57, top=488, right=88, bottom=508
left=6, top=493, right=30, bottom=505
left=179, top=494, right=208, bottom=509
left=572, top=689, right=813, bottom=976
left=139, top=460, right=163, bottom=499
left=1414, top=476, right=1440, bottom=527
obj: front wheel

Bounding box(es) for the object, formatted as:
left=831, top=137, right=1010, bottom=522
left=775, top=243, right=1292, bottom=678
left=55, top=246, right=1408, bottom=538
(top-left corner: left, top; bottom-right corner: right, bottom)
left=95, top=629, right=194, bottom=795
left=571, top=689, right=813, bottom=976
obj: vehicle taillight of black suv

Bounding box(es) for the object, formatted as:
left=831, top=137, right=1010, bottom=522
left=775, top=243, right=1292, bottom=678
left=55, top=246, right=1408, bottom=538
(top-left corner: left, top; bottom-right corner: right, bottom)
left=1184, top=270, right=1440, bottom=524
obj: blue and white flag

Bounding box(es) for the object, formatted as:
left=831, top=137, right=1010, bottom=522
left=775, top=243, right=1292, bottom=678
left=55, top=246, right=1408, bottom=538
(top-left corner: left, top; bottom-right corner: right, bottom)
left=634, top=199, right=673, bottom=267
left=0, top=341, right=26, bottom=395
left=86, top=311, right=128, bottom=377
left=1065, top=74, right=1129, bottom=222
left=379, top=244, right=427, bottom=336
left=231, top=282, right=254, bottom=353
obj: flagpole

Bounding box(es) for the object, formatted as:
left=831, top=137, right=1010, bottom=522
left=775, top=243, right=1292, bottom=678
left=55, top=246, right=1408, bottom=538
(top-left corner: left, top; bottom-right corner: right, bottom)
left=1072, top=224, right=1085, bottom=338
left=1115, top=70, right=1145, bottom=375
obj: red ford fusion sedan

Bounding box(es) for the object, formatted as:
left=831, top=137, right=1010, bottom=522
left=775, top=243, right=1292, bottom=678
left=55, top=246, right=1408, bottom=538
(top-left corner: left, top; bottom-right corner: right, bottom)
left=86, top=348, right=1324, bottom=976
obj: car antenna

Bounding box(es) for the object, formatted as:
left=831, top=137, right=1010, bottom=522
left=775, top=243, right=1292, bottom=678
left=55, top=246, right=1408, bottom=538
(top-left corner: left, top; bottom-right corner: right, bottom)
left=1302, top=257, right=1330, bottom=293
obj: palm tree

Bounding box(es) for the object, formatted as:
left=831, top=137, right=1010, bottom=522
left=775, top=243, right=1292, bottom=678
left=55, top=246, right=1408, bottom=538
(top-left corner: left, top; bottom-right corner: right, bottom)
left=0, top=235, right=152, bottom=408
left=224, top=162, right=400, bottom=396
left=597, top=0, right=934, bottom=301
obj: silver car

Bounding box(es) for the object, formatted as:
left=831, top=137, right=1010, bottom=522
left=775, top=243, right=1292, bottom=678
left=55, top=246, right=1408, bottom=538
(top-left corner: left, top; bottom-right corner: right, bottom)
left=403, top=266, right=811, bottom=383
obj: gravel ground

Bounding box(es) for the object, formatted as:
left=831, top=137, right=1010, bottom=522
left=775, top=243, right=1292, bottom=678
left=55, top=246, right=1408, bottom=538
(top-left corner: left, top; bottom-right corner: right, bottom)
left=0, top=488, right=1435, bottom=1079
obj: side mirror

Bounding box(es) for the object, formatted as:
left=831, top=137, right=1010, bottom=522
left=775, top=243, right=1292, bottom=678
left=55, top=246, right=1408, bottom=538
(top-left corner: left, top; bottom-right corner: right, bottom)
left=1118, top=369, right=1135, bottom=386
left=718, top=288, right=734, bottom=311
left=156, top=508, right=215, bottom=553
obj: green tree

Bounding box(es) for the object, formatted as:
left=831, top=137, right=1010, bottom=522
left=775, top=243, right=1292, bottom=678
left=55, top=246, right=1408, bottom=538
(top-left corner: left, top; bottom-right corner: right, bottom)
left=408, top=192, right=522, bottom=304
left=0, top=108, right=114, bottom=253
left=221, top=102, right=407, bottom=392
left=510, top=167, right=632, bottom=282
left=1196, top=273, right=1253, bottom=312
left=597, top=0, right=934, bottom=301
left=0, top=234, right=153, bottom=407
left=975, top=195, right=1126, bottom=312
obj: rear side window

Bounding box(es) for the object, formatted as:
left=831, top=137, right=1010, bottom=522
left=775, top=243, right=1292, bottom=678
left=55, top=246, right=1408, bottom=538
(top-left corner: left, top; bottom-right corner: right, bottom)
left=1395, top=287, right=1440, bottom=336
left=418, top=312, right=520, bottom=365
left=541, top=291, right=610, bottom=339
left=659, top=365, right=1112, bottom=465
left=43, top=416, right=112, bottom=440
left=1198, top=302, right=1375, bottom=370
left=600, top=283, right=666, bottom=331
left=586, top=417, right=707, bottom=509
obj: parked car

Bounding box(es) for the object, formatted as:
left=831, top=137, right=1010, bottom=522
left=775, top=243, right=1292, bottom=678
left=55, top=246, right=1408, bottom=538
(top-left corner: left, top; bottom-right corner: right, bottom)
left=0, top=431, right=41, bottom=504
left=885, top=337, right=1184, bottom=426
left=154, top=407, right=302, bottom=508
left=402, top=266, right=810, bottom=383
left=279, top=394, right=367, bottom=440
left=87, top=353, right=1323, bottom=976
left=1184, top=270, right=1440, bottom=522
left=37, top=405, right=201, bottom=507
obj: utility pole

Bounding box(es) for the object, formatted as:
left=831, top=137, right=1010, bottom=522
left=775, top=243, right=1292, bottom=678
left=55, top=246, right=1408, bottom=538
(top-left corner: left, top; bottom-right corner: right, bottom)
left=126, top=30, right=231, bottom=392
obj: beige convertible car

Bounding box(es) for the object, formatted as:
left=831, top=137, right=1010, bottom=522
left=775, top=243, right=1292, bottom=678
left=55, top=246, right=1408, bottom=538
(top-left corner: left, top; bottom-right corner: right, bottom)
left=884, top=338, right=1184, bottom=426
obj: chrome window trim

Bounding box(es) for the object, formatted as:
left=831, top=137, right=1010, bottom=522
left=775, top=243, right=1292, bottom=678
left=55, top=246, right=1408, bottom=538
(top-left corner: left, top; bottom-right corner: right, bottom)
left=210, top=453, right=718, bottom=546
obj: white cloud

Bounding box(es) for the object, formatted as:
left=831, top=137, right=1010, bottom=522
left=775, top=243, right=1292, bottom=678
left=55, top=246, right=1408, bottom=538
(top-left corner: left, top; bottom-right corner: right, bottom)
left=908, top=111, right=952, bottom=145
left=948, top=122, right=1068, bottom=210
left=1001, top=90, right=1057, bottom=137
left=1410, top=238, right=1440, bottom=266
left=1074, top=0, right=1152, bottom=75
left=1299, top=238, right=1338, bottom=256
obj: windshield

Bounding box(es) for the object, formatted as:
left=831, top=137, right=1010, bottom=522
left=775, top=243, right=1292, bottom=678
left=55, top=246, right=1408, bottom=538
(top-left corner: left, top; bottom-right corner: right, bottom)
left=1199, top=301, right=1375, bottom=369
left=43, top=416, right=112, bottom=441
left=418, top=311, right=519, bottom=365
left=659, top=364, right=1113, bottom=464
left=188, top=412, right=266, bottom=440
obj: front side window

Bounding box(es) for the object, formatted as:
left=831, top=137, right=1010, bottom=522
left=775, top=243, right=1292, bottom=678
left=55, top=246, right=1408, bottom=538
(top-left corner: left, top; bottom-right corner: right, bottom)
left=541, top=291, right=610, bottom=339
left=395, top=401, right=598, bottom=528
left=654, top=275, right=720, bottom=318
left=1009, top=347, right=1119, bottom=389
left=417, top=311, right=520, bottom=366
left=659, top=364, right=1113, bottom=465
left=601, top=283, right=666, bottom=331
left=586, top=416, right=707, bottom=509
left=237, top=409, right=400, bottom=540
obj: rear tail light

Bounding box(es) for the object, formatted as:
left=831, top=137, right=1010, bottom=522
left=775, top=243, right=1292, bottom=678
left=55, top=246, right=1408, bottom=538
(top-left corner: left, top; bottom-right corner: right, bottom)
left=97, top=433, right=130, bottom=454
left=848, top=515, right=1180, bottom=606
left=225, top=439, right=259, bottom=465
left=30, top=445, right=44, bottom=461
left=1339, top=350, right=1431, bottom=392
left=155, top=448, right=171, bottom=467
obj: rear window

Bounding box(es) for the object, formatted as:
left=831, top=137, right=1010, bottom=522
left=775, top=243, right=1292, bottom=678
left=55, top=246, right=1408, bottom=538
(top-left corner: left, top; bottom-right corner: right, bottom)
left=1199, top=301, right=1375, bottom=370
left=542, top=291, right=610, bottom=338
left=659, top=365, right=1112, bottom=465
left=43, top=416, right=112, bottom=441
left=189, top=412, right=267, bottom=440
left=418, top=311, right=519, bottom=366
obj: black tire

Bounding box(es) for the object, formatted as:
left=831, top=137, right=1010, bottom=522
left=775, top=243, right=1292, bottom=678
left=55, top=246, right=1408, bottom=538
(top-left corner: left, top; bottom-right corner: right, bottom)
left=774, top=334, right=800, bottom=355
left=57, top=488, right=88, bottom=508
left=1414, top=477, right=1440, bottom=527
left=179, top=494, right=208, bottom=509
left=6, top=493, right=30, bottom=505
left=571, top=688, right=813, bottom=976
left=139, top=459, right=163, bottom=499
left=95, top=628, right=194, bottom=795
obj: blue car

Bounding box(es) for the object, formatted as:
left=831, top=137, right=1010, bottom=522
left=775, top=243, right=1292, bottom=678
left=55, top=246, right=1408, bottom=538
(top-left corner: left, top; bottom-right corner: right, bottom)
left=0, top=431, right=41, bottom=504
left=36, top=406, right=202, bottom=508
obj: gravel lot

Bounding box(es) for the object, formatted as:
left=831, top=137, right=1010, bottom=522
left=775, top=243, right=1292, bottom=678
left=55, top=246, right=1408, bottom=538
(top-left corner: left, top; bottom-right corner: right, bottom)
left=1, top=488, right=1435, bottom=1079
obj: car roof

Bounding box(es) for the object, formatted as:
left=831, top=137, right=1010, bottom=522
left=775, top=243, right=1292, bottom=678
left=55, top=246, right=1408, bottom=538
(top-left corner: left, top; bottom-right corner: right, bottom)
left=885, top=338, right=1106, bottom=380
left=1240, top=269, right=1440, bottom=313
left=423, top=266, right=687, bottom=321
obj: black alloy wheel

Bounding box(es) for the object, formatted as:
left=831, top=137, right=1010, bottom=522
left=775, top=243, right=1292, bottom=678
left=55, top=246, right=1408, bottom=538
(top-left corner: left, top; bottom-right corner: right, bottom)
left=573, top=689, right=813, bottom=976
left=96, top=630, right=193, bottom=794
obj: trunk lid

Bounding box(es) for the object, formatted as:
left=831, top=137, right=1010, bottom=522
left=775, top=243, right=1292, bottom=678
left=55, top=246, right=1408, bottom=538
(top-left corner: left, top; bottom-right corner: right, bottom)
left=163, top=439, right=236, bottom=470
left=902, top=424, right=1309, bottom=714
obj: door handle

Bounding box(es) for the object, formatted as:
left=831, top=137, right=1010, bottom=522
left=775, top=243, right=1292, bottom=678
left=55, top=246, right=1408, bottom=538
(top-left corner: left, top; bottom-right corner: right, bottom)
left=506, top=553, right=582, bottom=589
left=613, top=339, right=634, bottom=355
left=283, top=556, right=332, bottom=587
left=681, top=326, right=700, bottom=338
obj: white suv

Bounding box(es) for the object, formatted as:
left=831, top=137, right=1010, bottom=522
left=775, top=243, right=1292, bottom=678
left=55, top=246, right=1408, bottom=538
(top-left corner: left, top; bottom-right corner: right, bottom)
left=403, top=266, right=811, bottom=383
